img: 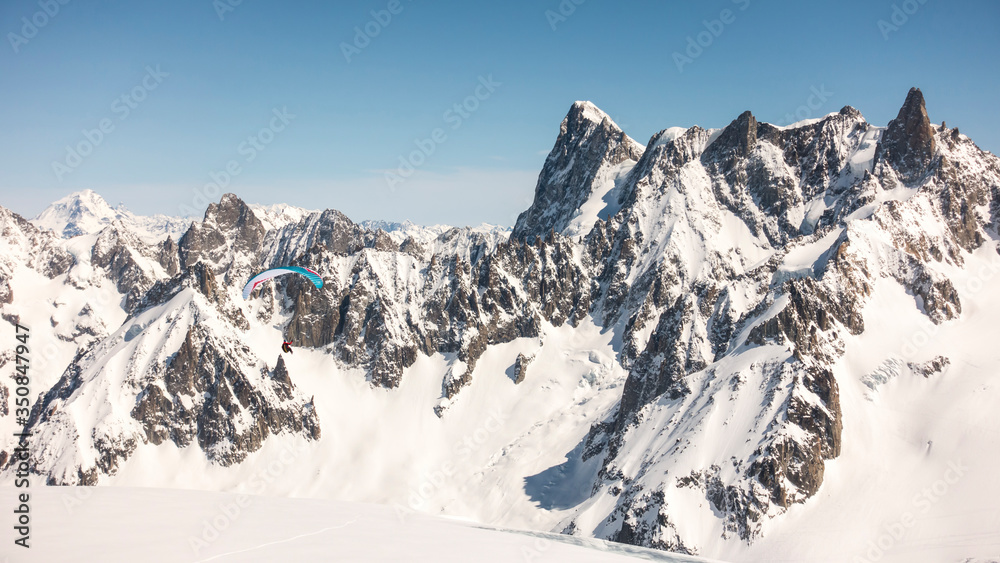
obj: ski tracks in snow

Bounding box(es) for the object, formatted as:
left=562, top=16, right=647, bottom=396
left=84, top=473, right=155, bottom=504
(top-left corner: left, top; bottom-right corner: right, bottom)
left=193, top=519, right=358, bottom=562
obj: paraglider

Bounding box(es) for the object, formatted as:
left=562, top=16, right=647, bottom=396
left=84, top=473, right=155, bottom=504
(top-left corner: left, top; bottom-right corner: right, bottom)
left=242, top=266, right=323, bottom=300
left=242, top=266, right=322, bottom=354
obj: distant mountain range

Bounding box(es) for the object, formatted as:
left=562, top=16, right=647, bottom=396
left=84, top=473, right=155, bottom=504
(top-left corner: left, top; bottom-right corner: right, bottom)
left=31, top=188, right=193, bottom=243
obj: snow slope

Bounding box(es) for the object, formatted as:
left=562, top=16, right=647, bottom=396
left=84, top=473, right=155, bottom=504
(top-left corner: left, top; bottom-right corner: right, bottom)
left=0, top=487, right=723, bottom=563
left=83, top=317, right=627, bottom=533
left=0, top=487, right=728, bottom=563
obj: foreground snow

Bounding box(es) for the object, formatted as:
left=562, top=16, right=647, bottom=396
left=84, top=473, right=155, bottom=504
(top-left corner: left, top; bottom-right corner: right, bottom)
left=0, top=487, right=720, bottom=563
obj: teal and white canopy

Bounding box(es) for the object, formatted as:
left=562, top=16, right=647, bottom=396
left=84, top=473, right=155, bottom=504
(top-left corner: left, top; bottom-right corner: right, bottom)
left=242, top=266, right=323, bottom=300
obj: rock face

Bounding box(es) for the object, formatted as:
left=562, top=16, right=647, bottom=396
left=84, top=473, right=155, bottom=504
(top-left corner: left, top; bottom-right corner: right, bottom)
left=875, top=87, right=936, bottom=182
left=3, top=88, right=999, bottom=555
left=512, top=101, right=645, bottom=242
left=91, top=223, right=165, bottom=312
left=275, top=217, right=590, bottom=394
left=512, top=353, right=534, bottom=384
left=0, top=278, right=11, bottom=305
left=0, top=206, right=75, bottom=279
left=131, top=326, right=320, bottom=466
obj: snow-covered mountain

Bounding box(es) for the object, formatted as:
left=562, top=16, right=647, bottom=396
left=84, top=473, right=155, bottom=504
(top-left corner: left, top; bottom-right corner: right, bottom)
left=361, top=219, right=510, bottom=248
left=1, top=88, right=999, bottom=562
left=248, top=202, right=317, bottom=232
left=32, top=189, right=192, bottom=244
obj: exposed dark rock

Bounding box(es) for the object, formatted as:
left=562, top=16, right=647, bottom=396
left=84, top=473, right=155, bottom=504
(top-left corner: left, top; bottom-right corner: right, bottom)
left=615, top=295, right=695, bottom=433
left=178, top=193, right=266, bottom=275
left=875, top=87, right=936, bottom=182
left=747, top=276, right=865, bottom=362
left=704, top=110, right=757, bottom=162
left=908, top=356, right=950, bottom=378
left=132, top=326, right=320, bottom=466
left=610, top=489, right=694, bottom=554
left=158, top=236, right=181, bottom=276
left=92, top=225, right=158, bottom=312
left=0, top=382, right=8, bottom=416
left=512, top=101, right=643, bottom=242
left=512, top=353, right=534, bottom=384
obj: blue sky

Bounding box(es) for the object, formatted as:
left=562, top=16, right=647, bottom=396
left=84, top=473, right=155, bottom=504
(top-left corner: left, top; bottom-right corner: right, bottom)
left=2, top=0, right=998, bottom=226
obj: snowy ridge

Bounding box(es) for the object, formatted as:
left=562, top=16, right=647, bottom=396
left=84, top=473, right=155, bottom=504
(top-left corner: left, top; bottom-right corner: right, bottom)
left=248, top=202, right=317, bottom=232
left=361, top=219, right=510, bottom=246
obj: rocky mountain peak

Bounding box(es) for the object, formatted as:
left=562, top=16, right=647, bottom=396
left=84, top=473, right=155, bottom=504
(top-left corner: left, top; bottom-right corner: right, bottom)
left=553, top=101, right=638, bottom=160
left=704, top=110, right=757, bottom=161
left=203, top=193, right=260, bottom=233
left=875, top=87, right=936, bottom=181
left=512, top=101, right=644, bottom=241
left=838, top=105, right=863, bottom=119
left=564, top=100, right=615, bottom=131
left=178, top=193, right=265, bottom=274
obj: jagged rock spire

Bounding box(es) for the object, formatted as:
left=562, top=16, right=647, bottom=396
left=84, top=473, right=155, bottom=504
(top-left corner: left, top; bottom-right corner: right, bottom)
left=511, top=101, right=644, bottom=242
left=875, top=87, right=936, bottom=181
left=705, top=110, right=758, bottom=160
left=177, top=193, right=266, bottom=272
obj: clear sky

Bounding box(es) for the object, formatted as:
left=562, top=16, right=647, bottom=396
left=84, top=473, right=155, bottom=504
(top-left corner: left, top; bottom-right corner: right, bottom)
left=2, top=0, right=998, bottom=226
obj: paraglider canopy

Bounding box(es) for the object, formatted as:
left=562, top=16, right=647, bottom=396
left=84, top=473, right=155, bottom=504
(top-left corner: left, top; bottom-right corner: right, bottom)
left=242, top=266, right=323, bottom=300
